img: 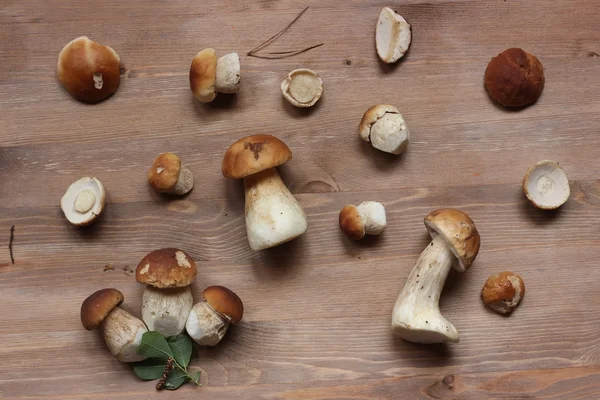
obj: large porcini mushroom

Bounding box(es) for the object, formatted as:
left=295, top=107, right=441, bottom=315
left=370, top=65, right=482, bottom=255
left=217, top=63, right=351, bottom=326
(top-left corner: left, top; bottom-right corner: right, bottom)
left=222, top=134, right=308, bottom=250
left=189, top=48, right=241, bottom=103
left=147, top=153, right=194, bottom=196
left=359, top=104, right=410, bottom=155
left=391, top=209, right=480, bottom=343
left=339, top=201, right=387, bottom=240
left=80, top=288, right=148, bottom=362
left=376, top=7, right=412, bottom=64
left=281, top=68, right=323, bottom=108
left=523, top=160, right=570, bottom=210
left=186, top=286, right=243, bottom=346
left=61, top=177, right=106, bottom=226
left=136, top=248, right=197, bottom=337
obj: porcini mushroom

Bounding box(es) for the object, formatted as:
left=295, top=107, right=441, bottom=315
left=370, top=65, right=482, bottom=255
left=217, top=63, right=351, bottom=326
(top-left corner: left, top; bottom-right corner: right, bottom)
left=61, top=177, right=106, bottom=226
left=186, top=286, right=243, bottom=346
left=376, top=7, right=412, bottom=63
left=189, top=48, right=240, bottom=103
left=57, top=36, right=121, bottom=103
left=80, top=288, right=148, bottom=362
left=147, top=153, right=194, bottom=196
left=281, top=68, right=323, bottom=108
left=523, top=160, right=570, bottom=210
left=359, top=104, right=410, bottom=155
left=222, top=134, right=308, bottom=251
left=339, top=201, right=387, bottom=240
left=391, top=209, right=480, bottom=343
left=136, top=248, right=197, bottom=337
left=482, top=271, right=525, bottom=314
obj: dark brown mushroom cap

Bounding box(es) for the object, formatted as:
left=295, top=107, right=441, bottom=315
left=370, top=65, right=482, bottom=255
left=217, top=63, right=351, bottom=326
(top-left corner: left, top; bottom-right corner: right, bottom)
left=339, top=205, right=365, bottom=240
left=202, top=286, right=244, bottom=324
left=80, top=288, right=124, bottom=330
left=222, top=135, right=292, bottom=179
left=136, top=248, right=197, bottom=288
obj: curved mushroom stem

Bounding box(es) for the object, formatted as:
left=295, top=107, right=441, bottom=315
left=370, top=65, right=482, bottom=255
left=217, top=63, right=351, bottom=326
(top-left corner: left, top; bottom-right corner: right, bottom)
left=185, top=301, right=230, bottom=346
left=391, top=235, right=459, bottom=343
left=101, top=307, right=148, bottom=362
left=244, top=168, right=308, bottom=251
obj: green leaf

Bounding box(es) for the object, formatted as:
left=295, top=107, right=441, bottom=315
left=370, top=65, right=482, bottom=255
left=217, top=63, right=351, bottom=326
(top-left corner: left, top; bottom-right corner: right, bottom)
left=133, top=358, right=167, bottom=381
left=136, top=331, right=174, bottom=361
left=167, top=334, right=193, bottom=368
left=192, top=370, right=201, bottom=384
left=163, top=369, right=191, bottom=390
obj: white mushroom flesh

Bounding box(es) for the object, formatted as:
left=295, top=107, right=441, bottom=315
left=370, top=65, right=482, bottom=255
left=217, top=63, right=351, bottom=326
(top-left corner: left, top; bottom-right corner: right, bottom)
left=101, top=307, right=148, bottom=362
left=215, top=52, right=241, bottom=94
left=369, top=112, right=409, bottom=155
left=172, top=163, right=195, bottom=195
left=244, top=167, right=308, bottom=251
left=74, top=189, right=96, bottom=213
left=391, top=235, right=460, bottom=343
left=142, top=286, right=194, bottom=338
left=185, top=301, right=229, bottom=346
left=281, top=68, right=323, bottom=108
left=60, top=177, right=105, bottom=225
left=376, top=7, right=412, bottom=63
left=524, top=160, right=570, bottom=209
left=357, top=201, right=387, bottom=235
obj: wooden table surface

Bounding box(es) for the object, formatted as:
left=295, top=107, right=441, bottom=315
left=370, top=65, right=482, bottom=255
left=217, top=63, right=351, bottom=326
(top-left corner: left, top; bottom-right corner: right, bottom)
left=2, top=0, right=600, bottom=398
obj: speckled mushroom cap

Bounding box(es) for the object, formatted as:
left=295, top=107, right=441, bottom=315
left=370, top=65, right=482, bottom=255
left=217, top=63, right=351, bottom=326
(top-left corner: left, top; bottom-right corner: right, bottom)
left=221, top=134, right=292, bottom=179
left=136, top=248, right=197, bottom=288
left=80, top=288, right=124, bottom=330
left=424, top=208, right=480, bottom=272
left=202, top=286, right=244, bottom=324
left=147, top=153, right=181, bottom=192
left=189, top=48, right=217, bottom=103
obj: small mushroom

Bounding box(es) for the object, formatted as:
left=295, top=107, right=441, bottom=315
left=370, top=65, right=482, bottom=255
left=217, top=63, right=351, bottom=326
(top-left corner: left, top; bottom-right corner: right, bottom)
left=57, top=36, right=121, bottom=103
left=281, top=68, right=323, bottom=108
left=136, top=248, right=197, bottom=337
left=376, top=7, right=412, bottom=63
left=482, top=272, right=525, bottom=314
left=147, top=153, right=194, bottom=196
left=359, top=104, right=410, bottom=155
left=339, top=201, right=387, bottom=240
left=61, top=177, right=106, bottom=226
left=391, top=209, right=480, bottom=343
left=80, top=288, right=148, bottom=362
left=186, top=286, right=243, bottom=346
left=523, top=160, right=570, bottom=210
left=189, top=48, right=240, bottom=103
left=222, top=134, right=308, bottom=251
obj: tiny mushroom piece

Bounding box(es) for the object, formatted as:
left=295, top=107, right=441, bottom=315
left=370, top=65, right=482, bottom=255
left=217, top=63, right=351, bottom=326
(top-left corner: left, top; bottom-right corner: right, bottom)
left=523, top=160, right=570, bottom=210
left=359, top=104, right=410, bottom=155
left=61, top=177, right=106, bottom=226
left=281, top=68, right=323, bottom=108
left=189, top=48, right=240, bottom=103
left=485, top=48, right=545, bottom=107
left=376, top=7, right=412, bottom=63
left=136, top=248, right=197, bottom=338
left=57, top=36, right=121, bottom=103
left=391, top=209, right=480, bottom=343
left=339, top=201, right=387, bottom=240
left=186, top=286, right=243, bottom=346
left=222, top=134, right=308, bottom=251
left=482, top=272, right=525, bottom=314
left=147, top=153, right=194, bottom=196
left=80, top=288, right=148, bottom=362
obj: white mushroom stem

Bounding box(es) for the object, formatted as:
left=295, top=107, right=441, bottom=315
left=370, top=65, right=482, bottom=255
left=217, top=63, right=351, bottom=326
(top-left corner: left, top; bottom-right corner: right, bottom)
left=215, top=52, right=240, bottom=94
left=391, top=235, right=459, bottom=343
left=141, top=286, right=193, bottom=338
left=101, top=307, right=148, bottom=362
left=244, top=168, right=308, bottom=251
left=185, top=301, right=229, bottom=346
left=357, top=201, right=387, bottom=235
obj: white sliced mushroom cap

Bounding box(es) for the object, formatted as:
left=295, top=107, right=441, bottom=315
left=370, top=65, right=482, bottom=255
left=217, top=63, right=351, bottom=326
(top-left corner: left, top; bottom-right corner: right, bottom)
left=60, top=177, right=106, bottom=226
left=376, top=7, right=412, bottom=63
left=281, top=68, right=323, bottom=108
left=359, top=104, right=410, bottom=155
left=216, top=52, right=241, bottom=94
left=523, top=160, right=570, bottom=210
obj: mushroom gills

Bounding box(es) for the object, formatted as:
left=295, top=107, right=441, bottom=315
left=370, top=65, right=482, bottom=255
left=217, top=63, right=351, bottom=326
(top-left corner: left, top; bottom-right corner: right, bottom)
left=101, top=307, right=148, bottom=362
left=186, top=301, right=230, bottom=346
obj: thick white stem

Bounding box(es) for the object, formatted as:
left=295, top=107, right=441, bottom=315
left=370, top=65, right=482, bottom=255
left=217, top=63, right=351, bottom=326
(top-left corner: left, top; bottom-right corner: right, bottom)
left=141, top=286, right=193, bottom=338
left=101, top=307, right=148, bottom=362
left=391, top=235, right=459, bottom=343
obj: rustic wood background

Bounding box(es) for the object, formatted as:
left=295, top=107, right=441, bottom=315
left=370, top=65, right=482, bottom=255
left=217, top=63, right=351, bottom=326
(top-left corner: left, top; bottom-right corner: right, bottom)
left=1, top=0, right=600, bottom=398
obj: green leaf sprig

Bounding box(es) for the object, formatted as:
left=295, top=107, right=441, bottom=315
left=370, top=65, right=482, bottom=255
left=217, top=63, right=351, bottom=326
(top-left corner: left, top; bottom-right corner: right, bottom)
left=133, top=332, right=201, bottom=390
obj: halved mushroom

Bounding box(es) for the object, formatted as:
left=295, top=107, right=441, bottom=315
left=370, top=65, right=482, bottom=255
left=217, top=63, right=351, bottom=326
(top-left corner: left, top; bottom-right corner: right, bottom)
left=359, top=104, right=410, bottom=155
left=190, top=48, right=241, bottom=103
left=61, top=177, right=106, bottom=226
left=281, top=68, right=323, bottom=108
left=376, top=7, right=412, bottom=63
left=147, top=153, right=194, bottom=196
left=523, top=160, right=570, bottom=210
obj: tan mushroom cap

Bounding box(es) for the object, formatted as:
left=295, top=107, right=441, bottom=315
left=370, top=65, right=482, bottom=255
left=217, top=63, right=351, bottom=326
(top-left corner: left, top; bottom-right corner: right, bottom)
left=358, top=104, right=400, bottom=142
left=222, top=134, right=292, bottom=179
left=81, top=288, right=124, bottom=330
left=147, top=153, right=181, bottom=192
left=202, top=286, right=244, bottom=324
left=136, top=248, right=197, bottom=288
left=189, top=48, right=217, bottom=103
left=482, top=271, right=525, bottom=314
left=339, top=205, right=365, bottom=240
left=424, top=208, right=480, bottom=272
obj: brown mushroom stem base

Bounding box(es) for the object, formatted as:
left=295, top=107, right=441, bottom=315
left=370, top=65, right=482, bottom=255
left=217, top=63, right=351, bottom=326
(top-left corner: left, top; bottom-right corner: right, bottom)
left=101, top=307, right=148, bottom=362
left=391, top=235, right=459, bottom=343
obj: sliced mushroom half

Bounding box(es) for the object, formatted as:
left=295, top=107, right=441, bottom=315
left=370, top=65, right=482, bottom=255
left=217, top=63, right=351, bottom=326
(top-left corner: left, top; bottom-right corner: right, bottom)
left=61, top=177, right=106, bottom=226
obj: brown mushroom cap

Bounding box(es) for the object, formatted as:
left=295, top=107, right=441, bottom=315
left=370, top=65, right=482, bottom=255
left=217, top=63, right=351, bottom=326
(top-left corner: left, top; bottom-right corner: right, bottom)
left=57, top=36, right=121, bottom=103
left=202, top=285, right=244, bottom=324
left=147, top=153, right=181, bottom=192
left=482, top=271, right=525, bottom=314
left=424, top=208, right=480, bottom=272
left=136, top=248, right=197, bottom=288
left=358, top=104, right=400, bottom=141
left=80, top=288, right=124, bottom=330
left=221, top=134, right=292, bottom=179
left=484, top=48, right=545, bottom=107
left=339, top=205, right=365, bottom=240
left=189, top=48, right=217, bottom=103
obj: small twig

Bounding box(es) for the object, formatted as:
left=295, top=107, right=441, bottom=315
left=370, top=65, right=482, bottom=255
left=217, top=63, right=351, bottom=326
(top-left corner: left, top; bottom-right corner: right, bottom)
left=9, top=225, right=15, bottom=265
left=248, top=43, right=324, bottom=59
left=247, top=6, right=309, bottom=56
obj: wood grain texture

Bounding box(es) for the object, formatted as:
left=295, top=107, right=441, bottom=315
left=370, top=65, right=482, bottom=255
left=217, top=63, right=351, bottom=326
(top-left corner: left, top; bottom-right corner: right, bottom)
left=1, top=0, right=599, bottom=398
